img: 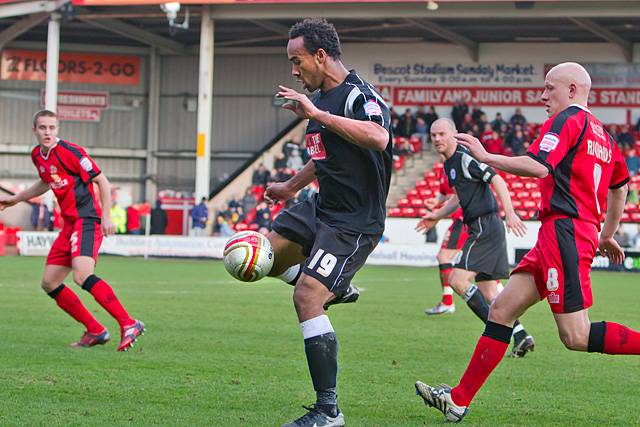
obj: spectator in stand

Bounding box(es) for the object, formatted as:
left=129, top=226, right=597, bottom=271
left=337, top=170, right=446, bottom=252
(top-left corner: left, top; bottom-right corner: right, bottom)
left=425, top=105, right=439, bottom=130
left=213, top=214, right=235, bottom=237
left=150, top=200, right=167, bottom=234
left=480, top=123, right=494, bottom=146
left=617, top=125, right=635, bottom=150
left=625, top=148, right=640, bottom=176
left=110, top=201, right=126, bottom=234
left=30, top=201, right=50, bottom=231
left=287, top=147, right=304, bottom=171
left=509, top=127, right=527, bottom=156
left=126, top=204, right=141, bottom=235
left=189, top=197, right=209, bottom=237
left=282, top=139, right=300, bottom=161
left=242, top=187, right=258, bottom=213
left=509, top=107, right=527, bottom=128
left=491, top=112, right=507, bottom=133
left=614, top=225, right=630, bottom=248
left=275, top=167, right=295, bottom=183
left=415, top=105, right=428, bottom=123
left=389, top=106, right=399, bottom=122
left=470, top=105, right=485, bottom=127
left=414, top=117, right=429, bottom=151
left=298, top=183, right=318, bottom=203
left=252, top=163, right=271, bottom=187
left=393, top=139, right=414, bottom=158
left=636, top=117, right=640, bottom=133
left=460, top=113, right=474, bottom=134
left=255, top=201, right=272, bottom=230
left=398, top=108, right=416, bottom=138
left=485, top=131, right=504, bottom=155
left=274, top=153, right=288, bottom=170
left=451, top=99, right=468, bottom=130
left=391, top=116, right=401, bottom=137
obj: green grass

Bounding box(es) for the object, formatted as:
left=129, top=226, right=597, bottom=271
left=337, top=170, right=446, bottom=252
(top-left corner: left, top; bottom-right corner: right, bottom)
left=1, top=256, right=640, bottom=426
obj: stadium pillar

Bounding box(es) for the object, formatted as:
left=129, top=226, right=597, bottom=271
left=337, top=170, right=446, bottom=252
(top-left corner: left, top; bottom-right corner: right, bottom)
left=145, top=47, right=160, bottom=201
left=44, top=12, right=60, bottom=111
left=195, top=5, right=214, bottom=201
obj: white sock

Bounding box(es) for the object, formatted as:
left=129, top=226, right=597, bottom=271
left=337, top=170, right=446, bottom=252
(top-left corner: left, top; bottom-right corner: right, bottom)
left=276, top=264, right=300, bottom=284
left=300, top=314, right=334, bottom=339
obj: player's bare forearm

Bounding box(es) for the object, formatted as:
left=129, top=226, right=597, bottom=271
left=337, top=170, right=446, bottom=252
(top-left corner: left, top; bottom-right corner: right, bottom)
left=601, top=185, right=628, bottom=239
left=285, top=161, right=316, bottom=193
left=434, top=194, right=460, bottom=220
left=93, top=173, right=112, bottom=213
left=16, top=180, right=50, bottom=202
left=491, top=174, right=515, bottom=215
left=483, top=154, right=548, bottom=178
left=313, top=110, right=389, bottom=151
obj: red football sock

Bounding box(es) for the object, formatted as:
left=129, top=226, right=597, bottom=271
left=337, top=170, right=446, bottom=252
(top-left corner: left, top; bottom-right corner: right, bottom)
left=604, top=322, right=640, bottom=355
left=82, top=275, right=134, bottom=328
left=440, top=266, right=454, bottom=305
left=451, top=322, right=512, bottom=407
left=49, top=284, right=105, bottom=334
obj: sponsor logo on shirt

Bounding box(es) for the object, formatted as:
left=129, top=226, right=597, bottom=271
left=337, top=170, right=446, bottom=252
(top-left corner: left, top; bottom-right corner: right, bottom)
left=363, top=100, right=382, bottom=117
left=547, top=292, right=560, bottom=304
left=305, top=133, right=327, bottom=161
left=539, top=132, right=560, bottom=152
left=80, top=157, right=93, bottom=172
left=590, top=122, right=604, bottom=139
left=586, top=139, right=612, bottom=163
left=49, top=165, right=68, bottom=189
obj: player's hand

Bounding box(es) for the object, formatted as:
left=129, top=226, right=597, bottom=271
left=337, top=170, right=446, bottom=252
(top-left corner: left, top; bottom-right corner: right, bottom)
left=264, top=182, right=296, bottom=207
left=454, top=133, right=489, bottom=163
left=505, top=211, right=527, bottom=237
left=598, top=236, right=625, bottom=265
left=101, top=215, right=115, bottom=236
left=277, top=85, right=320, bottom=120
left=415, top=212, right=438, bottom=234
left=0, top=194, right=18, bottom=211
left=424, top=197, right=439, bottom=210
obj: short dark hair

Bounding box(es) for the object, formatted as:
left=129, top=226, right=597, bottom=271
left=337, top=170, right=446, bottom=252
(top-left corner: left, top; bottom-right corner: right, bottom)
left=289, top=18, right=341, bottom=59
left=33, top=109, right=57, bottom=128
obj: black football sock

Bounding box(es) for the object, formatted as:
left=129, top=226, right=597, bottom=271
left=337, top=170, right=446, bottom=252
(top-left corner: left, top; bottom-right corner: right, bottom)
left=463, top=284, right=489, bottom=323
left=301, top=315, right=339, bottom=417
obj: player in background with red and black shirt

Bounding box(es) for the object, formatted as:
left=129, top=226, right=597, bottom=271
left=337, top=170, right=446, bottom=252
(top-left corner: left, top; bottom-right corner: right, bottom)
left=0, top=110, right=144, bottom=352
left=415, top=63, right=639, bottom=422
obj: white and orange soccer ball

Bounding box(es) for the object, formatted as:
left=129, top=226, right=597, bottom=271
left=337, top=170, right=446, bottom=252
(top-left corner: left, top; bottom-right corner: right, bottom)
left=223, top=231, right=274, bottom=282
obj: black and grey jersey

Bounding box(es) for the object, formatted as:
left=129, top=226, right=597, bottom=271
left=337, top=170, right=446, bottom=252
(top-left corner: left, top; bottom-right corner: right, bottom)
left=305, top=70, right=393, bottom=234
left=444, top=145, right=498, bottom=223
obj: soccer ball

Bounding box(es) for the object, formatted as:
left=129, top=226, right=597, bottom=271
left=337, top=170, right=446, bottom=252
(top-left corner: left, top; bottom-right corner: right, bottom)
left=223, top=231, right=274, bottom=282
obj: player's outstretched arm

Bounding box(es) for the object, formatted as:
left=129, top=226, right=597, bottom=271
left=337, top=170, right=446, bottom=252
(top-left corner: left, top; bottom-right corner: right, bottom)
left=599, top=184, right=628, bottom=264
left=264, top=160, right=316, bottom=206
left=92, top=173, right=116, bottom=236
left=0, top=179, right=49, bottom=211
left=277, top=85, right=388, bottom=151
left=455, top=133, right=548, bottom=178
left=491, top=174, right=527, bottom=237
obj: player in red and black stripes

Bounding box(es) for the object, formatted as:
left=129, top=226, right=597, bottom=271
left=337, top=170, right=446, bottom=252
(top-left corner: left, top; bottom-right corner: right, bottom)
left=415, top=63, right=640, bottom=422
left=0, top=110, right=144, bottom=352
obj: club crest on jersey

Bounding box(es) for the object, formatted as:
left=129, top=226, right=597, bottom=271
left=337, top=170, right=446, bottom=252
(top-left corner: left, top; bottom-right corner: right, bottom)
left=39, top=166, right=45, bottom=173
left=539, top=132, right=560, bottom=152
left=449, top=168, right=456, bottom=180
left=305, top=132, right=327, bottom=161
left=49, top=165, right=57, bottom=174
left=80, top=157, right=93, bottom=172
left=363, top=100, right=382, bottom=117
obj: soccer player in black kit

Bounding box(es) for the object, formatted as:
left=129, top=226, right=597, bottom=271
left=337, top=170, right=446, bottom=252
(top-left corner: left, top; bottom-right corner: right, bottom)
left=417, top=119, right=535, bottom=357
left=263, top=19, right=392, bottom=427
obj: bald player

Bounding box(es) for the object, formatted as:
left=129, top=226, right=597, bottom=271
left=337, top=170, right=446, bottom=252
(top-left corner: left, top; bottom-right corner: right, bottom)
left=414, top=62, right=640, bottom=422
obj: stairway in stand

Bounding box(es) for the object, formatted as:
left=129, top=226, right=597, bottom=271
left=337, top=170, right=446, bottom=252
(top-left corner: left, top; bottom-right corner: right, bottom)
left=387, top=150, right=440, bottom=209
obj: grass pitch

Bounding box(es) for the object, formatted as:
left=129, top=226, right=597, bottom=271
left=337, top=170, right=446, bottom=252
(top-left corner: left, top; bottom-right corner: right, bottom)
left=1, top=256, right=640, bottom=426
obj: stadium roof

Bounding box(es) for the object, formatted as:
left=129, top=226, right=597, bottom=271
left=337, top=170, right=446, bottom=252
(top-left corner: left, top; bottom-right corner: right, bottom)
left=1, top=1, right=640, bottom=60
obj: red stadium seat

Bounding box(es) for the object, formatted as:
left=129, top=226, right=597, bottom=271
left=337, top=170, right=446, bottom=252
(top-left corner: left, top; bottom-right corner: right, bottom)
left=408, top=189, right=419, bottom=198
left=631, top=212, right=640, bottom=222
left=388, top=207, right=402, bottom=217
left=512, top=200, right=523, bottom=209
left=511, top=182, right=524, bottom=189
left=235, top=223, right=249, bottom=231
left=419, top=188, right=433, bottom=198
left=433, top=162, right=444, bottom=171
left=410, top=198, right=424, bottom=207
left=523, top=200, right=537, bottom=209
left=409, top=136, right=422, bottom=153
left=418, top=208, right=428, bottom=217
left=397, top=198, right=410, bottom=208
left=401, top=207, right=417, bottom=217
left=621, top=212, right=631, bottom=222
left=248, top=223, right=259, bottom=231
left=517, top=191, right=530, bottom=199
left=525, top=182, right=538, bottom=190
left=416, top=180, right=428, bottom=189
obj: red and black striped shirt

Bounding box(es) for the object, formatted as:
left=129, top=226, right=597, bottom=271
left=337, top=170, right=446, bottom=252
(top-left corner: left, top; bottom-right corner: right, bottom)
left=31, top=139, right=102, bottom=224
left=527, top=104, right=629, bottom=228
